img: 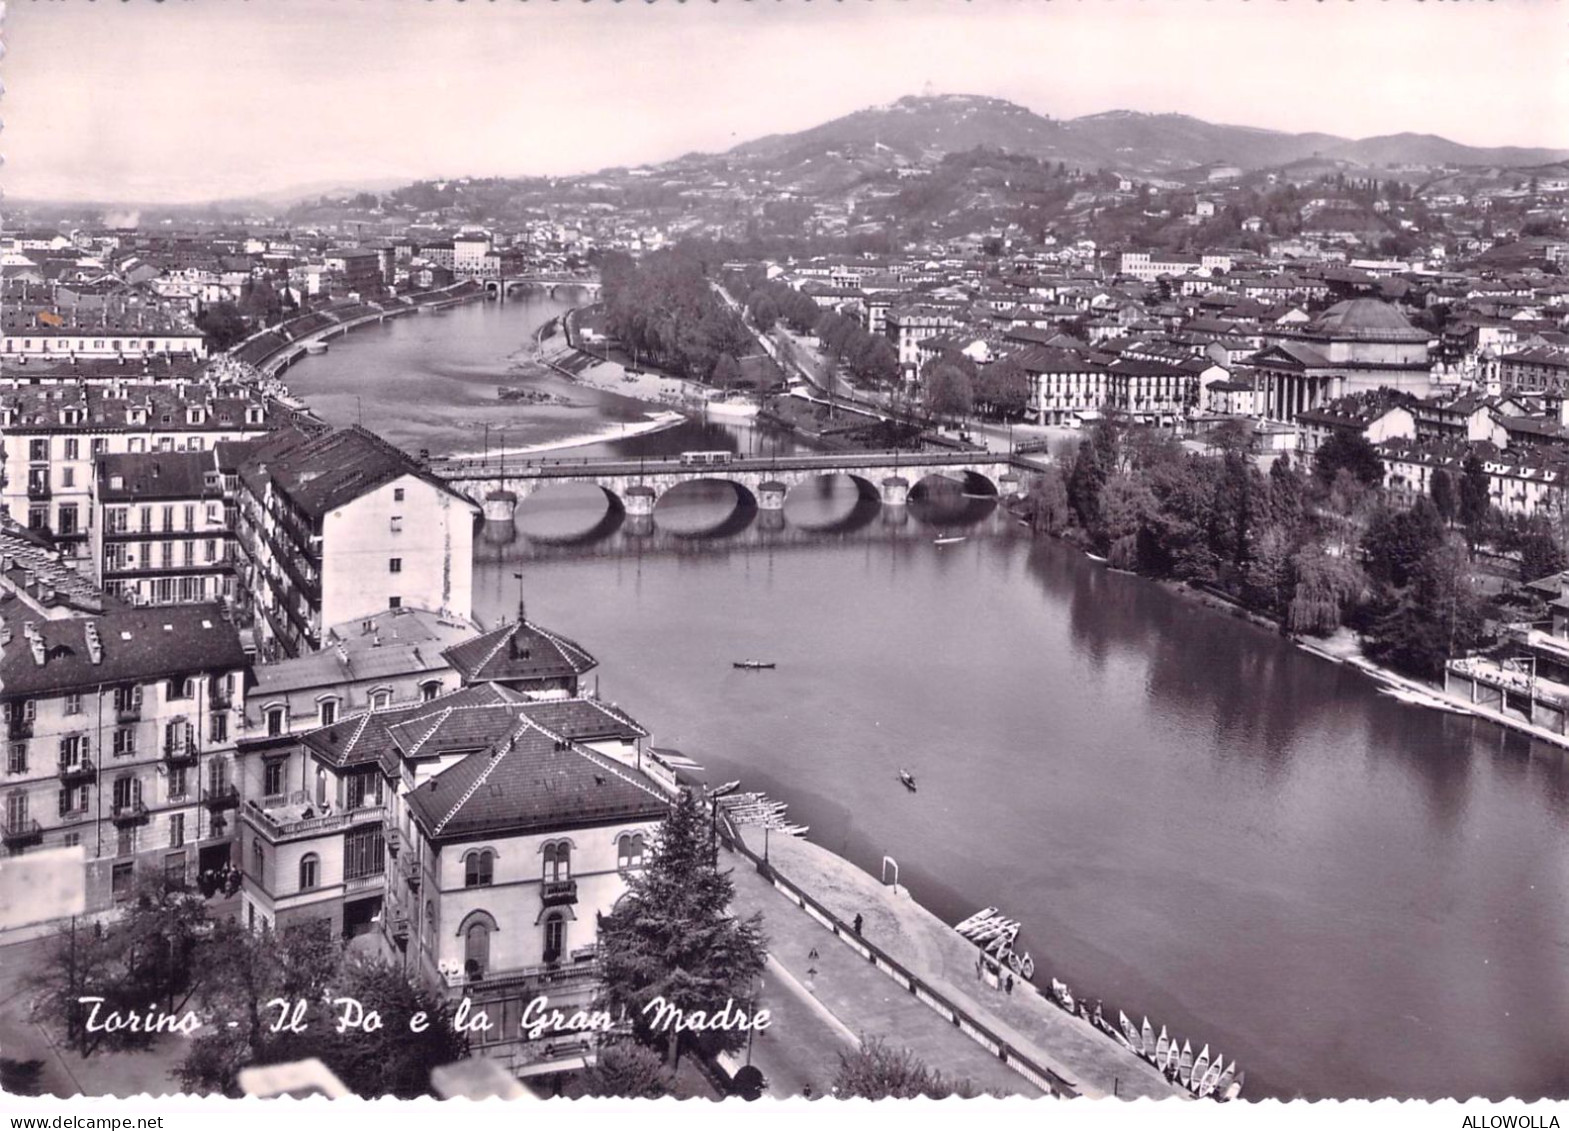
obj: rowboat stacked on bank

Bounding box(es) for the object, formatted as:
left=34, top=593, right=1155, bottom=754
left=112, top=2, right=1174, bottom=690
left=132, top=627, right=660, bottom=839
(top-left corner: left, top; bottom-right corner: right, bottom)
left=713, top=788, right=808, bottom=837
left=955, top=905, right=1243, bottom=1100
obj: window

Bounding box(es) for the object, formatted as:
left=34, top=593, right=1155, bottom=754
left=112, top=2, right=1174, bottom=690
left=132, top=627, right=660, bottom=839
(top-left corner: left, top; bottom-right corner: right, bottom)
left=106, top=508, right=129, bottom=534
left=58, top=734, right=88, bottom=770
left=393, top=488, right=405, bottom=502
left=344, top=825, right=385, bottom=880
left=112, top=862, right=134, bottom=901
left=29, top=439, right=47, bottom=461
left=167, top=766, right=188, bottom=801
left=167, top=677, right=194, bottom=701
left=169, top=813, right=185, bottom=849
left=617, top=832, right=647, bottom=870
left=424, top=900, right=436, bottom=949
left=542, top=841, right=571, bottom=882
left=265, top=707, right=285, bottom=737
left=543, top=913, right=566, bottom=965
left=388, top=596, right=402, bottom=610
left=112, top=775, right=141, bottom=814
left=64, top=693, right=82, bottom=716
left=5, top=791, right=28, bottom=830
left=117, top=825, right=135, bottom=857
left=61, top=469, right=75, bottom=490
left=161, top=506, right=175, bottom=533
left=164, top=852, right=186, bottom=885
left=183, top=505, right=195, bottom=532
left=251, top=837, right=264, bottom=880
left=420, top=680, right=441, bottom=703
left=369, top=689, right=392, bottom=710
left=58, top=783, right=88, bottom=816
left=299, top=853, right=319, bottom=891
left=464, top=919, right=491, bottom=980
left=319, top=699, right=338, bottom=727
left=64, top=439, right=79, bottom=461
left=388, top=558, right=402, bottom=574
left=7, top=743, right=25, bottom=775
left=263, top=760, right=285, bottom=798
left=390, top=516, right=403, bottom=533
left=465, top=849, right=494, bottom=888
left=112, top=727, right=136, bottom=758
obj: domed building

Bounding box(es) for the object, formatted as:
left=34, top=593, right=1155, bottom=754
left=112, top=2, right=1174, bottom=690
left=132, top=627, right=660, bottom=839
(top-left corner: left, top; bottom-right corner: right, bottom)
left=1251, top=298, right=1435, bottom=421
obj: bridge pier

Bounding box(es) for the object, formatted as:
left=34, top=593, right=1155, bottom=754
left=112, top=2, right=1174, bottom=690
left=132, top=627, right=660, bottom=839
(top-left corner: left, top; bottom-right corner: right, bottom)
left=758, top=508, right=786, bottom=533
left=881, top=476, right=909, bottom=507
left=626, top=514, right=655, bottom=538
left=758, top=481, right=787, bottom=512
left=625, top=485, right=656, bottom=519
left=482, top=489, right=518, bottom=524
left=999, top=473, right=1022, bottom=499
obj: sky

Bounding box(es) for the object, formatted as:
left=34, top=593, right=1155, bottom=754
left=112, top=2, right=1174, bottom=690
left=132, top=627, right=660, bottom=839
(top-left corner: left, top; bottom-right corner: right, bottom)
left=4, top=0, right=1567, bottom=204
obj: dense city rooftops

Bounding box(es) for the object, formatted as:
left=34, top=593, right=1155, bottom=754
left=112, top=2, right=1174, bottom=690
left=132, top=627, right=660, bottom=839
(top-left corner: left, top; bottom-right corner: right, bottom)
left=442, top=615, right=599, bottom=686
left=0, top=602, right=244, bottom=697
left=96, top=450, right=220, bottom=502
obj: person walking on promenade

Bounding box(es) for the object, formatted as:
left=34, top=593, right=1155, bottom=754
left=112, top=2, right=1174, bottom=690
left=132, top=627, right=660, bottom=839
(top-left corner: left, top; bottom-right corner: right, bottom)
left=853, top=913, right=864, bottom=935
left=1006, top=974, right=1015, bottom=995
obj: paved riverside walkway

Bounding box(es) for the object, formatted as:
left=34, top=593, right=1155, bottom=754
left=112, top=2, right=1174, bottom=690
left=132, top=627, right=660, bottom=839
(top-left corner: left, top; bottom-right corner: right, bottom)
left=726, top=827, right=1189, bottom=1102
left=724, top=836, right=1041, bottom=1098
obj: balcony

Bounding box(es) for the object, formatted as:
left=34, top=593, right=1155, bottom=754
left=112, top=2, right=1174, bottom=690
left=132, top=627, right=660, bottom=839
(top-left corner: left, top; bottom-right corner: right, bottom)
left=7, top=718, right=33, bottom=741
left=389, top=912, right=410, bottom=942
left=58, top=757, right=96, bottom=784
left=440, top=957, right=601, bottom=993
left=1, top=817, right=43, bottom=847
left=111, top=799, right=149, bottom=825
left=541, top=879, right=578, bottom=908
left=115, top=702, right=141, bottom=724
left=26, top=480, right=51, bottom=501
left=163, top=741, right=199, bottom=768
left=404, top=860, right=421, bottom=891
left=202, top=784, right=241, bottom=811
left=240, top=799, right=382, bottom=842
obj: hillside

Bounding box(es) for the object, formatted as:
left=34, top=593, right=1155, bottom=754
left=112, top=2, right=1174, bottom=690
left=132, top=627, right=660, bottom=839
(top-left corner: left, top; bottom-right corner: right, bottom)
left=721, top=96, right=1568, bottom=179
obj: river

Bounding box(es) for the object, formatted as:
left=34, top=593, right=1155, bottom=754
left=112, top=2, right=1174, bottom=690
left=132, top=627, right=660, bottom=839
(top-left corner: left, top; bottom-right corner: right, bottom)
left=289, top=294, right=1569, bottom=1101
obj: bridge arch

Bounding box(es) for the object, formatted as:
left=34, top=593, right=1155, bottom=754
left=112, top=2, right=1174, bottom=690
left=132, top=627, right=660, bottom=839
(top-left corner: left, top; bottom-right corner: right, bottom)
left=654, top=477, right=758, bottom=538
left=909, top=468, right=999, bottom=499
left=515, top=482, right=626, bottom=544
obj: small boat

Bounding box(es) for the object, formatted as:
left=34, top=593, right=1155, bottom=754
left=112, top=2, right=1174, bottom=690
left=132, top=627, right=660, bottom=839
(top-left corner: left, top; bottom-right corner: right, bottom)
left=955, top=907, right=999, bottom=934
left=1050, top=979, right=1075, bottom=1013
left=1221, top=1070, right=1244, bottom=1102
left=733, top=660, right=776, bottom=670
left=1190, top=1045, right=1211, bottom=1090
left=1214, top=1060, right=1237, bottom=1097
left=1155, top=1025, right=1170, bottom=1065
left=1085, top=551, right=1108, bottom=563
left=1141, top=1017, right=1154, bottom=1057
left=898, top=769, right=917, bottom=792
left=933, top=534, right=967, bottom=545
left=1197, top=1059, right=1224, bottom=1098
left=1119, top=1011, right=1139, bottom=1049
left=1178, top=1040, right=1194, bottom=1083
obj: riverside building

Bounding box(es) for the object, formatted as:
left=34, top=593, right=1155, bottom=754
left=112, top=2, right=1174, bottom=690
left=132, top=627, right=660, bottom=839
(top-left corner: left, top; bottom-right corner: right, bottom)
left=235, top=608, right=670, bottom=1078
left=0, top=381, right=277, bottom=565
left=0, top=590, right=248, bottom=914
left=233, top=426, right=479, bottom=660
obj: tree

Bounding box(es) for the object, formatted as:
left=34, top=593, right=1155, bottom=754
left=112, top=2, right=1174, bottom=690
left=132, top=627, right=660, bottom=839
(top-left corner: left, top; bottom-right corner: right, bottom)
left=1313, top=430, right=1384, bottom=488
left=196, top=302, right=248, bottom=352
left=1068, top=421, right=1120, bottom=533
left=1285, top=544, right=1367, bottom=637
left=711, top=353, right=742, bottom=389
left=976, top=356, right=1030, bottom=419
left=27, top=917, right=122, bottom=1055
left=831, top=1037, right=984, bottom=1099
left=1458, top=453, right=1492, bottom=537
left=1026, top=466, right=1071, bottom=535
left=597, top=789, right=766, bottom=1066
left=921, top=363, right=973, bottom=424
left=1363, top=500, right=1446, bottom=589
left=308, top=955, right=469, bottom=1098
left=580, top=1040, right=670, bottom=1099
left=1363, top=538, right=1486, bottom=678
left=1430, top=467, right=1458, bottom=526
left=176, top=919, right=343, bottom=1096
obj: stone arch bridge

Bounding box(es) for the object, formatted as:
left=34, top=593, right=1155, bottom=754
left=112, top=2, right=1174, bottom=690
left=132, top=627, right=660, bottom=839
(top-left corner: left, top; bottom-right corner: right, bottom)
left=483, top=276, right=603, bottom=302
left=429, top=450, right=1043, bottom=521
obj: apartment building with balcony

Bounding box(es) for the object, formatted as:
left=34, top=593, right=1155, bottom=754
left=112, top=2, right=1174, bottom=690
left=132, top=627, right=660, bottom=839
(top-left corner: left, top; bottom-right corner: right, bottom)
left=90, top=450, right=236, bottom=608
left=234, top=426, right=478, bottom=660
left=0, top=601, right=247, bottom=915
left=0, top=381, right=277, bottom=564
